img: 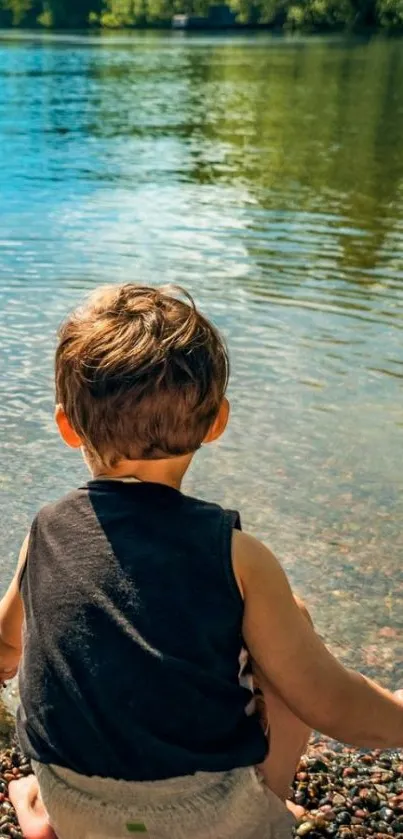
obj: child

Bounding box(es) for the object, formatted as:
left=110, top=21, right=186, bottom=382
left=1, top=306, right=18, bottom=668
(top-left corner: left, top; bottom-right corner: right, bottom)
left=1, top=284, right=403, bottom=839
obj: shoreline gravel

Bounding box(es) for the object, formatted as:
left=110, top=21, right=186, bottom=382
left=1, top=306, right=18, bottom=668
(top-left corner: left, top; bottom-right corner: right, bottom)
left=1, top=735, right=403, bottom=837
left=290, top=739, right=403, bottom=837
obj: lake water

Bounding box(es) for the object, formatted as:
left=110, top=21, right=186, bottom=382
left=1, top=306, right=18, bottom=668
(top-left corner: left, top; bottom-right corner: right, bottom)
left=0, top=31, right=402, bottom=687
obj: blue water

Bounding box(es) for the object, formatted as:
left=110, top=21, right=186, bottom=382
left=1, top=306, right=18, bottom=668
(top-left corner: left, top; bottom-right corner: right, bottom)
left=0, top=31, right=402, bottom=685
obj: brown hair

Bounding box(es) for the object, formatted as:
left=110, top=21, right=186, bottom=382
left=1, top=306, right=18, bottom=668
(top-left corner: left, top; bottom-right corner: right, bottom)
left=55, top=284, right=229, bottom=466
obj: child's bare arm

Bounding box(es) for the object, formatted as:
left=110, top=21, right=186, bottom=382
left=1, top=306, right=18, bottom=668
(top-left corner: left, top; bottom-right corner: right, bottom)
left=0, top=535, right=28, bottom=682
left=233, top=529, right=403, bottom=749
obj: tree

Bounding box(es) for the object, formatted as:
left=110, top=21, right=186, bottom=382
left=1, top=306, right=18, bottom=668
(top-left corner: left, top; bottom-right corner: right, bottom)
left=229, top=0, right=289, bottom=25
left=285, top=0, right=355, bottom=29
left=376, top=0, right=403, bottom=26
left=1, top=0, right=41, bottom=25
left=42, top=0, right=102, bottom=27
left=1, top=0, right=403, bottom=30
left=349, top=0, right=377, bottom=26
left=100, top=0, right=138, bottom=25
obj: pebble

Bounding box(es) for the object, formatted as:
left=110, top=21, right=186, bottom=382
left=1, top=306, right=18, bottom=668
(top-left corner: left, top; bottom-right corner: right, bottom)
left=296, top=822, right=315, bottom=836
left=333, top=793, right=347, bottom=805
left=379, top=807, right=394, bottom=822
left=336, top=810, right=352, bottom=825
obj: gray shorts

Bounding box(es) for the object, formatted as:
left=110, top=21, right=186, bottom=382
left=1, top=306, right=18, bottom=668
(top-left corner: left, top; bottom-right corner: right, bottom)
left=34, top=761, right=295, bottom=839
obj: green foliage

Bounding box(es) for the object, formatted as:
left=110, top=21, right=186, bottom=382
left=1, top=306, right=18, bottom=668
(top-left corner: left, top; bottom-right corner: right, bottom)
left=1, top=0, right=40, bottom=25
left=230, top=0, right=287, bottom=25
left=146, top=0, right=172, bottom=23
left=100, top=10, right=121, bottom=24
left=377, top=0, right=403, bottom=26
left=36, top=6, right=52, bottom=23
left=285, top=0, right=355, bottom=29
left=0, top=0, right=403, bottom=30
left=3, top=0, right=30, bottom=24
left=100, top=0, right=163, bottom=25
left=0, top=0, right=102, bottom=27
left=100, top=0, right=209, bottom=24
left=100, top=0, right=136, bottom=25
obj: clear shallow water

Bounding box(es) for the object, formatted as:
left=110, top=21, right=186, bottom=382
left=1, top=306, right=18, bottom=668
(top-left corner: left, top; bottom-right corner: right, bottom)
left=0, top=31, right=402, bottom=686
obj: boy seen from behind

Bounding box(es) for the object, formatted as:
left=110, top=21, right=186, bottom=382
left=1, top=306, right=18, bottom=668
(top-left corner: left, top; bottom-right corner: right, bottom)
left=1, top=285, right=403, bottom=839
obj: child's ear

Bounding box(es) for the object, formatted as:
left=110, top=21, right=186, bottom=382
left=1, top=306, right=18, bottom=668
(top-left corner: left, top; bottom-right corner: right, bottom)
left=55, top=405, right=82, bottom=449
left=204, top=398, right=230, bottom=445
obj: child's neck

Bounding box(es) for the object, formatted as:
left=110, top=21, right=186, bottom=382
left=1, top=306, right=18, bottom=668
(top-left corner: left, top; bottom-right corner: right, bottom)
left=91, top=453, right=193, bottom=491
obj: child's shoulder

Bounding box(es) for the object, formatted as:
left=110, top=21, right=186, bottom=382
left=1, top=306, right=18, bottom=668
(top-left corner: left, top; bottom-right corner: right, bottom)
left=179, top=490, right=242, bottom=534
left=31, top=486, right=89, bottom=529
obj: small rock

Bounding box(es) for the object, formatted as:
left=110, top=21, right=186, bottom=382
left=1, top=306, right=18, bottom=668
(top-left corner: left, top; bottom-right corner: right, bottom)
left=379, top=807, right=394, bottom=823
left=306, top=757, right=329, bottom=772
left=335, top=811, right=351, bottom=826
left=296, top=821, right=315, bottom=836
left=332, top=792, right=346, bottom=806
left=353, top=808, right=368, bottom=819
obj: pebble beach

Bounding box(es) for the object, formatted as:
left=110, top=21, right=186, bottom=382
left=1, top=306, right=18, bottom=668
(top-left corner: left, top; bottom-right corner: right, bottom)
left=290, top=740, right=403, bottom=838
left=2, top=721, right=403, bottom=838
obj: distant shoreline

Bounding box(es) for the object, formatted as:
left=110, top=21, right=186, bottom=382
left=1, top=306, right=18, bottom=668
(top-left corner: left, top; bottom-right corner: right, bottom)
left=0, top=23, right=402, bottom=35
left=2, top=0, right=403, bottom=36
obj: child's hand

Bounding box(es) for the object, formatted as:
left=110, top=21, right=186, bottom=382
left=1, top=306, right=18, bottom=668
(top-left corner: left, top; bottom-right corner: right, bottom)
left=0, top=639, right=21, bottom=683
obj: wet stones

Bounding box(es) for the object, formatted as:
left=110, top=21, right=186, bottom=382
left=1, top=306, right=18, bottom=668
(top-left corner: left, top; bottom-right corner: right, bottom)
left=0, top=742, right=30, bottom=839
left=291, top=738, right=403, bottom=836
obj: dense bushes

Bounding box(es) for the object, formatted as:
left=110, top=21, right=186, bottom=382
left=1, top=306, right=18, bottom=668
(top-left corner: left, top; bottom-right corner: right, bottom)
left=376, top=0, right=403, bottom=27
left=0, top=0, right=402, bottom=29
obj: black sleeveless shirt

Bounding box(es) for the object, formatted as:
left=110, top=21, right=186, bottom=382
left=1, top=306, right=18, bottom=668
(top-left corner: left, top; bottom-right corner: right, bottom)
left=17, top=480, right=268, bottom=781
